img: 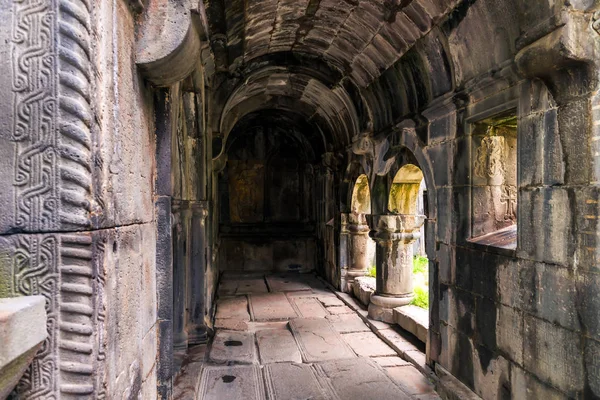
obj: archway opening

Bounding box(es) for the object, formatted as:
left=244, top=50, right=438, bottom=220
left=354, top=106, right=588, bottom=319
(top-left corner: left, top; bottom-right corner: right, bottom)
left=388, top=163, right=430, bottom=334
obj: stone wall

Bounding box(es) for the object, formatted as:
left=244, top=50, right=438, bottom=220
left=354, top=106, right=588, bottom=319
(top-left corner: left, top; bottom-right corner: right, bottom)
left=0, top=0, right=159, bottom=397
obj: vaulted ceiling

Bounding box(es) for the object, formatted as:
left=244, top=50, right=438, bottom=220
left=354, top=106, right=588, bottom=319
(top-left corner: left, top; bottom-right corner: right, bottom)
left=205, top=0, right=461, bottom=150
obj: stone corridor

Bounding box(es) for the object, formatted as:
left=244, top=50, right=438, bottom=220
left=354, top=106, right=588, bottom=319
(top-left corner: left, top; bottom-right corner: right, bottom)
left=174, top=273, right=439, bottom=400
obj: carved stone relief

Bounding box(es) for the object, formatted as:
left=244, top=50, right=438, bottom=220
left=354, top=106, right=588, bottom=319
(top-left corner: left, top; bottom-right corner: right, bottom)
left=474, top=135, right=505, bottom=185
left=1, top=1, right=106, bottom=398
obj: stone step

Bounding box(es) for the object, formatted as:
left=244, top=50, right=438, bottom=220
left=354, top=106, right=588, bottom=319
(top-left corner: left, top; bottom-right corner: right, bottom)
left=393, top=305, right=429, bottom=343
left=248, top=293, right=298, bottom=321
left=288, top=318, right=355, bottom=362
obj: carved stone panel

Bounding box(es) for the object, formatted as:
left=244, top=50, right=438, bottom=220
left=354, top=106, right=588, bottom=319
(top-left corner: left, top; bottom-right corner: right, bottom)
left=0, top=0, right=98, bottom=235
left=0, top=232, right=106, bottom=399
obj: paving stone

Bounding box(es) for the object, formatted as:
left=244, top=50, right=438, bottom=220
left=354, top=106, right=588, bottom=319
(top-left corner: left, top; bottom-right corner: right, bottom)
left=326, top=313, right=370, bottom=333
left=209, top=331, right=256, bottom=364
left=266, top=275, right=313, bottom=292
left=264, top=363, right=330, bottom=400
left=372, top=356, right=412, bottom=367
left=315, top=358, right=411, bottom=400
left=290, top=297, right=329, bottom=318
left=248, top=293, right=297, bottom=321
left=342, top=332, right=397, bottom=357
left=378, top=328, right=421, bottom=354
left=386, top=365, right=436, bottom=395
left=326, top=305, right=354, bottom=315
left=234, top=278, right=269, bottom=294
left=317, top=296, right=345, bottom=307
left=289, top=318, right=356, bottom=362
left=215, top=296, right=250, bottom=320
left=256, top=329, right=302, bottom=364
left=198, top=365, right=266, bottom=400
left=215, top=318, right=249, bottom=331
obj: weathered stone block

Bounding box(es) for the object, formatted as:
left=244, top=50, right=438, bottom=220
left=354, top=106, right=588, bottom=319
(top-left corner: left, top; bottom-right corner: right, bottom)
left=523, top=316, right=584, bottom=396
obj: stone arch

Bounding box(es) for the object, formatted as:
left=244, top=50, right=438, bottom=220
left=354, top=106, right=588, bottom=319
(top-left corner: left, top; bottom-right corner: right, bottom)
left=352, top=174, right=372, bottom=215
left=388, top=164, right=425, bottom=215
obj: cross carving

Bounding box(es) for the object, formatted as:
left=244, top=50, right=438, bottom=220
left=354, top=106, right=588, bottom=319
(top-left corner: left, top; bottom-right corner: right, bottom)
left=501, top=185, right=517, bottom=219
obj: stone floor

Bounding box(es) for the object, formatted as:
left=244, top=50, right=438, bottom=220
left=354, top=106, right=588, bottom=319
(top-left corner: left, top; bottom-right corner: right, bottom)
left=174, top=272, right=440, bottom=400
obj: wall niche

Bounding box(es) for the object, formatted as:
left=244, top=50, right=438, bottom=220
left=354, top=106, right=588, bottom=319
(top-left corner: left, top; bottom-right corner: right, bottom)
left=471, top=111, right=517, bottom=248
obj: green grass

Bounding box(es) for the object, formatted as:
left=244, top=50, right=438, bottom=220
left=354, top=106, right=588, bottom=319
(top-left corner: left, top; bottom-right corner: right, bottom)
left=411, top=286, right=429, bottom=309
left=367, top=266, right=376, bottom=278
left=412, top=256, right=428, bottom=274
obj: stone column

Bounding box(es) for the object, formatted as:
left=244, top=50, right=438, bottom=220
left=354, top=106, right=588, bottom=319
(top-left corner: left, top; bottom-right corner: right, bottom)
left=187, top=202, right=209, bottom=344
left=367, top=214, right=426, bottom=322
left=344, top=213, right=372, bottom=289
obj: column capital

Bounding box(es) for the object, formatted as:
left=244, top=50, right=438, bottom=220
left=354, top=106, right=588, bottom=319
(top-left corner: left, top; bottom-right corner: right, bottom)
left=367, top=214, right=425, bottom=242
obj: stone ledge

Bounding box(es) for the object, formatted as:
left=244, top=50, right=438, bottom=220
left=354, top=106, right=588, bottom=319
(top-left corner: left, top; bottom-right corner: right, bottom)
left=393, top=305, right=429, bottom=343
left=351, top=276, right=375, bottom=307
left=0, top=296, right=47, bottom=399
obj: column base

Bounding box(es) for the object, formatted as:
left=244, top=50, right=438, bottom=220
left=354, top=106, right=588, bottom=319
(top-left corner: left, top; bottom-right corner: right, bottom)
left=341, top=268, right=369, bottom=293
left=368, top=294, right=413, bottom=323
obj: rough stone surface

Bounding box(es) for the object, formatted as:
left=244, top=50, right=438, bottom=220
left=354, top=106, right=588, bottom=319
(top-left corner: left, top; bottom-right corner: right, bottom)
left=215, top=297, right=251, bottom=321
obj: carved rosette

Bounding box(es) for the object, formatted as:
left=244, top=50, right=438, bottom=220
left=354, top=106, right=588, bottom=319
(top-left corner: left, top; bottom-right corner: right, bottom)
left=5, top=0, right=104, bottom=398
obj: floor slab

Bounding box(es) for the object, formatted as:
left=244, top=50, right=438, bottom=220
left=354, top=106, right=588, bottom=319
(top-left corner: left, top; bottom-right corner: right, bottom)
left=209, top=331, right=256, bottom=364
left=215, top=296, right=250, bottom=321
left=264, top=363, right=330, bottom=400
left=289, top=318, right=355, bottom=362
left=386, top=365, right=437, bottom=396
left=342, top=331, right=397, bottom=357
left=326, top=313, right=370, bottom=334
left=290, top=297, right=329, bottom=318
left=315, top=358, right=411, bottom=400
left=198, top=365, right=266, bottom=400
left=256, top=328, right=302, bottom=364
left=266, top=275, right=313, bottom=292
left=248, top=292, right=297, bottom=321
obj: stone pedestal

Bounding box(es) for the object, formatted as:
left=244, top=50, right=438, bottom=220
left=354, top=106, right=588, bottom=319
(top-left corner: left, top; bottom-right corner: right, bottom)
left=367, top=214, right=426, bottom=323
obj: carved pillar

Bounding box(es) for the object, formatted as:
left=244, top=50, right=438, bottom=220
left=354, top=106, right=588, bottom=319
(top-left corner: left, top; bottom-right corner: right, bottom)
left=339, top=213, right=350, bottom=291
left=367, top=214, right=426, bottom=323
left=187, top=202, right=209, bottom=344
left=171, top=200, right=188, bottom=366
